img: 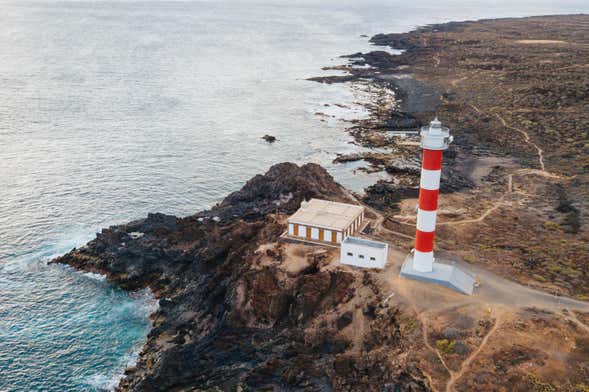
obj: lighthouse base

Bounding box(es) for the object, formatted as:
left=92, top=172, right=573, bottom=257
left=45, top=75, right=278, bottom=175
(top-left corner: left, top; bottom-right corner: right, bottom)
left=400, top=254, right=475, bottom=295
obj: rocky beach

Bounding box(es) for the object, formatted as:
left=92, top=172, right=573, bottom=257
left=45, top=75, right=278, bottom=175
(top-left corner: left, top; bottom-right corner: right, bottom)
left=54, top=15, right=589, bottom=391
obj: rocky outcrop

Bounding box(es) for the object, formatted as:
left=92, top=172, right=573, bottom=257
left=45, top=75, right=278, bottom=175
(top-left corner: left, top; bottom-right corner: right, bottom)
left=212, top=162, right=350, bottom=221
left=53, top=162, right=427, bottom=391
left=342, top=50, right=406, bottom=69
left=262, top=134, right=277, bottom=143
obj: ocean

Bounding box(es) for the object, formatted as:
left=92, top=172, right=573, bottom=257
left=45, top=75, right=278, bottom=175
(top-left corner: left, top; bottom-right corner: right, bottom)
left=1, top=0, right=587, bottom=390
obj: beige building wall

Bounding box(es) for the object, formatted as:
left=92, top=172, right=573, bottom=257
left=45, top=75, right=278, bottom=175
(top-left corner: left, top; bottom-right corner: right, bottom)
left=288, top=215, right=363, bottom=244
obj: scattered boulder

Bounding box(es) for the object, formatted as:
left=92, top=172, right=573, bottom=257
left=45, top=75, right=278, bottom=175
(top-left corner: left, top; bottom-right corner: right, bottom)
left=337, top=311, right=354, bottom=330
left=442, top=327, right=461, bottom=340
left=454, top=341, right=471, bottom=355
left=333, top=153, right=364, bottom=164
left=385, top=158, right=421, bottom=175
left=385, top=112, right=420, bottom=130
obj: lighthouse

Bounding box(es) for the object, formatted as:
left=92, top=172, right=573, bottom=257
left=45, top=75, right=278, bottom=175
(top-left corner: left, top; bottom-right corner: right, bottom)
left=400, top=118, right=476, bottom=295
left=414, top=118, right=451, bottom=272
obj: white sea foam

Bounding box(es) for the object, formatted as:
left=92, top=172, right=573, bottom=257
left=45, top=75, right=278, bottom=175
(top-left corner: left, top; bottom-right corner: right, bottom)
left=132, top=288, right=160, bottom=317
left=82, top=271, right=107, bottom=282
left=86, top=348, right=145, bottom=391
left=86, top=372, right=120, bottom=391
left=85, top=290, right=157, bottom=391
left=55, top=263, right=108, bottom=283
left=381, top=48, right=405, bottom=56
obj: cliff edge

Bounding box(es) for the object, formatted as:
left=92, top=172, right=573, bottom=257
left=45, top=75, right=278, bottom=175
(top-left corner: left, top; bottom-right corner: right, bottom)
left=54, top=162, right=428, bottom=391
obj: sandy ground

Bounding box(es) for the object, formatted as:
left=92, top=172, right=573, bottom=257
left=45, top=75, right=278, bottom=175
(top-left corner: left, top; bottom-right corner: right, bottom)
left=264, top=204, right=589, bottom=391
left=355, top=230, right=589, bottom=314
left=271, top=222, right=589, bottom=324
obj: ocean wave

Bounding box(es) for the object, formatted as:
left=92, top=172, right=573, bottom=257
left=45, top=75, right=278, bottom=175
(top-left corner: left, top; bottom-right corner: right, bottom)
left=85, top=372, right=120, bottom=392
left=86, top=304, right=159, bottom=391
left=81, top=271, right=107, bottom=282
left=86, top=351, right=140, bottom=391
left=54, top=263, right=107, bottom=283
left=131, top=288, right=160, bottom=318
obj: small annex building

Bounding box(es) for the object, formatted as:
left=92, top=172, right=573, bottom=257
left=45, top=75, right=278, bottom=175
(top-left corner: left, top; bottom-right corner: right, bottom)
left=287, top=199, right=364, bottom=245
left=340, top=236, right=388, bottom=269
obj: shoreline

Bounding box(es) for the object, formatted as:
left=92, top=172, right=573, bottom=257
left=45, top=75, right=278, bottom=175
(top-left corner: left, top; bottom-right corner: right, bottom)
left=319, top=13, right=588, bottom=297
left=54, top=14, right=589, bottom=391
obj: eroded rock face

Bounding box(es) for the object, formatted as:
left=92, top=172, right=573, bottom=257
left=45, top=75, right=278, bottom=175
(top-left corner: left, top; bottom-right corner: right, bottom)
left=53, top=162, right=427, bottom=391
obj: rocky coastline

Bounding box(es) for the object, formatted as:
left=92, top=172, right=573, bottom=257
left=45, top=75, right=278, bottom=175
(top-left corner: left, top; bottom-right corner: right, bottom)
left=54, top=14, right=589, bottom=392
left=54, top=163, right=429, bottom=391
left=313, top=14, right=589, bottom=297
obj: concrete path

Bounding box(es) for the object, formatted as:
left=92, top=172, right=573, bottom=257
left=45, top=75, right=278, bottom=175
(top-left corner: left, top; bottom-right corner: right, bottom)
left=450, top=258, right=589, bottom=312
left=388, top=251, right=589, bottom=313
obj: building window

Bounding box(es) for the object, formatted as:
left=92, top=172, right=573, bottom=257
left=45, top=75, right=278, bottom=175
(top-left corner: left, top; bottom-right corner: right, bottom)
left=311, top=227, right=319, bottom=240
left=324, top=229, right=333, bottom=243
left=297, top=225, right=306, bottom=237
left=347, top=252, right=353, bottom=256
left=359, top=255, right=365, bottom=259
left=370, top=257, right=376, bottom=261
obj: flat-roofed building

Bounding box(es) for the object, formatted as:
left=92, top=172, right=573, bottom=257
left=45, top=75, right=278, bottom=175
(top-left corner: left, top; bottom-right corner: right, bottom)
left=340, top=236, right=388, bottom=269
left=287, top=199, right=364, bottom=244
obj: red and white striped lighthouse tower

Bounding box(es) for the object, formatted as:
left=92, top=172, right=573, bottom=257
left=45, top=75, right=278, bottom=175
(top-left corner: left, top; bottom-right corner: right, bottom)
left=413, top=118, right=453, bottom=272
left=401, top=118, right=475, bottom=294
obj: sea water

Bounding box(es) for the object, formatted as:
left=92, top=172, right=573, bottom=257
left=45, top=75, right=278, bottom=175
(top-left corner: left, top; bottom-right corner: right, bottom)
left=1, top=0, right=587, bottom=390
left=0, top=256, right=158, bottom=390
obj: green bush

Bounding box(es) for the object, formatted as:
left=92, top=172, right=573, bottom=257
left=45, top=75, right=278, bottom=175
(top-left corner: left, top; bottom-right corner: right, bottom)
left=435, top=339, right=456, bottom=354
left=527, top=374, right=555, bottom=392
left=533, top=274, right=547, bottom=282
left=543, top=221, right=560, bottom=230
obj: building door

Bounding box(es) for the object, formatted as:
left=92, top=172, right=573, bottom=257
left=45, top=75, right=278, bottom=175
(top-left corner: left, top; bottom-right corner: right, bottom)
left=306, top=226, right=312, bottom=239
left=319, top=229, right=324, bottom=242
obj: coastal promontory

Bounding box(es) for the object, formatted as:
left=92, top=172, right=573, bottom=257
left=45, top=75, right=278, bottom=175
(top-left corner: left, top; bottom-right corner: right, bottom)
left=55, top=14, right=589, bottom=392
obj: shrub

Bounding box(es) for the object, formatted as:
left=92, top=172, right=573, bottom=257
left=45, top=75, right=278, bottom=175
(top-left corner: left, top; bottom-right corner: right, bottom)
left=435, top=339, right=456, bottom=354
left=533, top=274, right=547, bottom=282
left=576, top=384, right=589, bottom=392
left=543, top=221, right=560, bottom=230
left=527, top=374, right=555, bottom=392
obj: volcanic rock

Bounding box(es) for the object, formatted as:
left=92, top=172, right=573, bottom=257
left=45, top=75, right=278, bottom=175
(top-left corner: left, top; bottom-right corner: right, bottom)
left=262, top=134, right=277, bottom=143
left=52, top=162, right=426, bottom=391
